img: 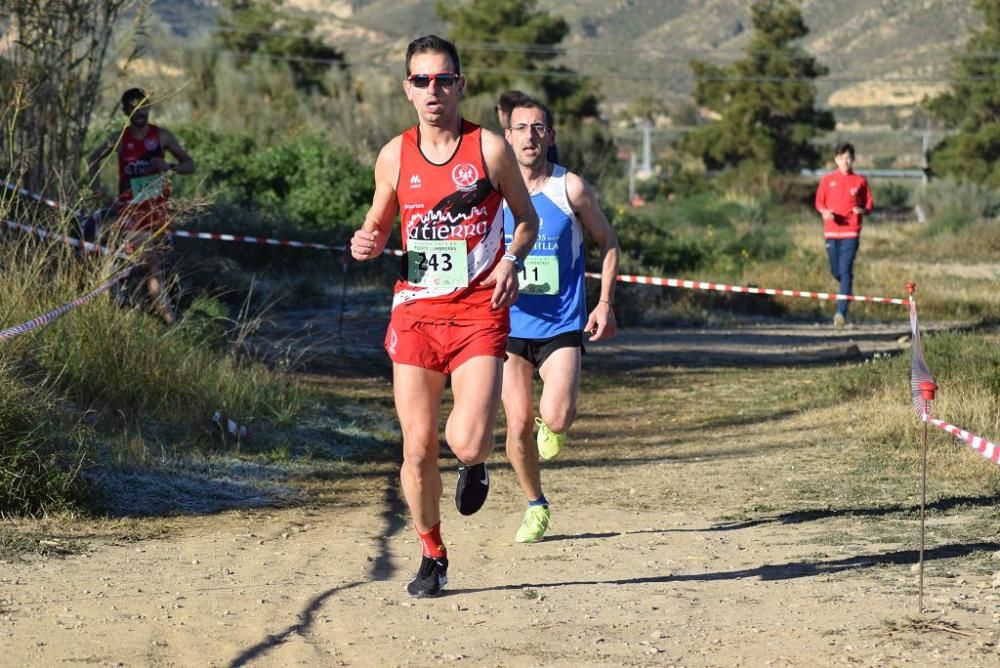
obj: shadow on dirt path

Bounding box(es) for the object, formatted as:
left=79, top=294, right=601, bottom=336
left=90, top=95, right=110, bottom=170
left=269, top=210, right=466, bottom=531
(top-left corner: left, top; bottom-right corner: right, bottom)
left=251, top=296, right=968, bottom=375
left=227, top=470, right=409, bottom=667
left=446, top=540, right=1000, bottom=595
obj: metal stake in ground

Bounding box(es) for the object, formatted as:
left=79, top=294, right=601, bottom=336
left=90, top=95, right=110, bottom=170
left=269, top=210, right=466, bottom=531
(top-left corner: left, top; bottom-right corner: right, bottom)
left=336, top=239, right=350, bottom=338
left=917, top=379, right=938, bottom=614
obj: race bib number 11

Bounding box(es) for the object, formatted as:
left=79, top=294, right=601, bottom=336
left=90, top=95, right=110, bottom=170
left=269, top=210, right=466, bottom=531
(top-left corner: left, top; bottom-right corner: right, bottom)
left=518, top=255, right=559, bottom=295
left=406, top=239, right=469, bottom=288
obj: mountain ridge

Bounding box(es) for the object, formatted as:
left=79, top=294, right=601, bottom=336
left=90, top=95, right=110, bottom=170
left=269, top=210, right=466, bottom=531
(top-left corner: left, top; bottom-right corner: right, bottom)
left=158, top=0, right=976, bottom=111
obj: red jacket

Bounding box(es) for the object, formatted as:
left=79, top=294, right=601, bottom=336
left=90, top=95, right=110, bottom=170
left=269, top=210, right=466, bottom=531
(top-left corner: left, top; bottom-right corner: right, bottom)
left=815, top=170, right=873, bottom=240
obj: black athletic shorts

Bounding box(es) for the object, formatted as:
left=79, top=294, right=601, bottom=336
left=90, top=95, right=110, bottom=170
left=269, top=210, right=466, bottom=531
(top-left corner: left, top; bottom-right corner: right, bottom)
left=506, top=330, right=584, bottom=369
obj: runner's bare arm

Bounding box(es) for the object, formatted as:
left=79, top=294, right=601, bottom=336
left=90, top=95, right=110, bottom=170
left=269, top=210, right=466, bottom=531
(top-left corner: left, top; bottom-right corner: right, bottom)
left=352, top=137, right=401, bottom=262
left=485, top=130, right=537, bottom=261
left=482, top=130, right=538, bottom=309
left=158, top=129, right=196, bottom=175
left=86, top=134, right=117, bottom=200
left=567, top=171, right=619, bottom=341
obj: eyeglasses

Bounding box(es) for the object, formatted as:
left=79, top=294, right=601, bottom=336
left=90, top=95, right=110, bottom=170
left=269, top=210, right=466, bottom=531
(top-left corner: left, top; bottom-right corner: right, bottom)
left=407, top=73, right=461, bottom=89
left=509, top=123, right=549, bottom=135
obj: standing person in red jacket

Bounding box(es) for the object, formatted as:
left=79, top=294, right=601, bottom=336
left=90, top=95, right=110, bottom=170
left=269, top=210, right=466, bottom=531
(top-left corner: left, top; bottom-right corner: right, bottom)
left=350, top=35, right=538, bottom=597
left=815, top=142, right=873, bottom=328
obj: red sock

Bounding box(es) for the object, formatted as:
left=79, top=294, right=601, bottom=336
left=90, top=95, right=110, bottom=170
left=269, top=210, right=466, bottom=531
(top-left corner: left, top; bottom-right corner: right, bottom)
left=417, top=522, right=446, bottom=558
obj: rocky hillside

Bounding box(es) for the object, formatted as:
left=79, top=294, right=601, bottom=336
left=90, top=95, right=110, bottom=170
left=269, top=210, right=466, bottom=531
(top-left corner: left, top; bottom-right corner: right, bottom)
left=159, top=0, right=977, bottom=110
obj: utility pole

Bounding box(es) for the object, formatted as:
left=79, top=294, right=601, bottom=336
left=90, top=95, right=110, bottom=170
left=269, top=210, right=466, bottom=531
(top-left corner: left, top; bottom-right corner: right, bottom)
left=628, top=151, right=637, bottom=203
left=640, top=120, right=652, bottom=177
left=921, top=119, right=931, bottom=186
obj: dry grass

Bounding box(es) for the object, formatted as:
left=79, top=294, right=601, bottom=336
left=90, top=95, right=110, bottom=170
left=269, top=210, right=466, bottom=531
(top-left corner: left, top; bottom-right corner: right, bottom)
left=741, top=220, right=1000, bottom=322
left=0, top=199, right=307, bottom=514
left=565, top=330, right=1000, bottom=537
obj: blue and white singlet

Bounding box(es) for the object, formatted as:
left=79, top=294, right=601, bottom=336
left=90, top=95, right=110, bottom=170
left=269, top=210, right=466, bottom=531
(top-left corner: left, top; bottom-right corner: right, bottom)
left=503, top=164, right=586, bottom=339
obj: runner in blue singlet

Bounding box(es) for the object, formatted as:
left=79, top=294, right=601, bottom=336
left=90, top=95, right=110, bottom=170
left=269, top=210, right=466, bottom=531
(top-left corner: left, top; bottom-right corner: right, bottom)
left=500, top=96, right=620, bottom=543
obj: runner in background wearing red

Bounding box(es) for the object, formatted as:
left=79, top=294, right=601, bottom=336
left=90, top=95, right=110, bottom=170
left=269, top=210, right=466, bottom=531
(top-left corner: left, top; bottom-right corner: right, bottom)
left=87, top=88, right=196, bottom=325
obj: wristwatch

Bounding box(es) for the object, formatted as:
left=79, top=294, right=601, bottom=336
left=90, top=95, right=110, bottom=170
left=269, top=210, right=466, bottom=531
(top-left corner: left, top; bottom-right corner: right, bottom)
left=502, top=252, right=525, bottom=271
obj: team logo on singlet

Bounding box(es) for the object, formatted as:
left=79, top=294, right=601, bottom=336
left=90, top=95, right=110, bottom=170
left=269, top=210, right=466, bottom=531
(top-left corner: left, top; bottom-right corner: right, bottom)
left=451, top=163, right=479, bottom=191
left=144, top=136, right=158, bottom=151
left=409, top=174, right=422, bottom=189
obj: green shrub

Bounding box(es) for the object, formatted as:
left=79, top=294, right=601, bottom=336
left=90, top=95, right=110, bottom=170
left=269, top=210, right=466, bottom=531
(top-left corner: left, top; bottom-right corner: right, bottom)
left=927, top=124, right=1000, bottom=189
left=725, top=225, right=790, bottom=263
left=171, top=126, right=374, bottom=241
left=240, top=134, right=373, bottom=237
left=0, top=363, right=90, bottom=515
left=670, top=192, right=743, bottom=228
left=767, top=174, right=819, bottom=209
left=873, top=155, right=896, bottom=170
left=872, top=181, right=911, bottom=208
left=917, top=178, right=1000, bottom=237
left=611, top=207, right=710, bottom=275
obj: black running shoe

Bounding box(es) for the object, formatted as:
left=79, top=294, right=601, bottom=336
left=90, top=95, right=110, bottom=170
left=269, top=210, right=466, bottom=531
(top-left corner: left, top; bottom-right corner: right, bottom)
left=455, top=462, right=489, bottom=516
left=406, top=556, right=448, bottom=597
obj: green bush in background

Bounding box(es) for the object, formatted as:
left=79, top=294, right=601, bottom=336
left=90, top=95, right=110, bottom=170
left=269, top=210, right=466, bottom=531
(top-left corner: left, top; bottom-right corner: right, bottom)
left=916, top=178, right=1000, bottom=237
left=872, top=181, right=911, bottom=208
left=170, top=126, right=374, bottom=242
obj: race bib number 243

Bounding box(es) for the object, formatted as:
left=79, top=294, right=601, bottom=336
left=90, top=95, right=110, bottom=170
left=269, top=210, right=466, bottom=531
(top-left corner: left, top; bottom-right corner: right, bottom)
left=406, top=239, right=468, bottom=288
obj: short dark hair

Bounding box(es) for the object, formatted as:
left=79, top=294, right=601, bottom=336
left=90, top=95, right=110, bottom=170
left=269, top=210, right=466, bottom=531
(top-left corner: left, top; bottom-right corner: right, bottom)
left=510, top=96, right=554, bottom=128
left=496, top=90, right=527, bottom=116
left=121, top=87, right=148, bottom=110
left=834, top=142, right=855, bottom=159
left=405, top=35, right=460, bottom=76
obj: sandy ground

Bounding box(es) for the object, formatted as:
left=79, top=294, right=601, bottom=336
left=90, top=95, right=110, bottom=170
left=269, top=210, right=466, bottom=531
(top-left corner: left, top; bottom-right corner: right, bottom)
left=1, top=318, right=998, bottom=667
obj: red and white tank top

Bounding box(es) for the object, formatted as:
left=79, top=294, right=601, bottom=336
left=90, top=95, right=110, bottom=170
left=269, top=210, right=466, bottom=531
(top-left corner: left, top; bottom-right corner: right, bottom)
left=117, top=125, right=169, bottom=206
left=393, top=120, right=505, bottom=323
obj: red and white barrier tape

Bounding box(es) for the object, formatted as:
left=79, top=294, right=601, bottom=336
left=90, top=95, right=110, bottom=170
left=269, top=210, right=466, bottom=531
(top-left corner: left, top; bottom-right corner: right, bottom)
left=927, top=417, right=1000, bottom=466
left=377, top=248, right=912, bottom=305
left=4, top=219, right=112, bottom=256
left=382, top=247, right=909, bottom=306
left=2, top=179, right=78, bottom=214
left=0, top=266, right=134, bottom=341
left=4, top=181, right=343, bottom=252
left=0, top=180, right=919, bottom=304
left=585, top=271, right=910, bottom=305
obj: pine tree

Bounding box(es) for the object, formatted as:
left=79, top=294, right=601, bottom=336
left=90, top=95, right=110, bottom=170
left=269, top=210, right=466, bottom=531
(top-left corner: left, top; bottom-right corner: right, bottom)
left=683, top=0, right=833, bottom=173
left=435, top=0, right=599, bottom=120
left=926, top=0, right=1000, bottom=187
left=215, top=0, right=344, bottom=94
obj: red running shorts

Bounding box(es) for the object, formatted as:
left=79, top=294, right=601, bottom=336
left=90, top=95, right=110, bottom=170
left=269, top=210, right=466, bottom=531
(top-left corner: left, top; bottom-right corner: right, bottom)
left=384, top=315, right=509, bottom=374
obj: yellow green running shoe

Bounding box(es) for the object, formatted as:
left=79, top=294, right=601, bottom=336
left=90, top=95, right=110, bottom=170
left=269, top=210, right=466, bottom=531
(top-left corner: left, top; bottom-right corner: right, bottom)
left=535, top=417, right=566, bottom=460
left=515, top=505, right=551, bottom=543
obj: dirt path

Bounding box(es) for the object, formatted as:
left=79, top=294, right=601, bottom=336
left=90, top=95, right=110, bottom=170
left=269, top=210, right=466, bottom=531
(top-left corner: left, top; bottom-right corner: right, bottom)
left=2, top=320, right=999, bottom=667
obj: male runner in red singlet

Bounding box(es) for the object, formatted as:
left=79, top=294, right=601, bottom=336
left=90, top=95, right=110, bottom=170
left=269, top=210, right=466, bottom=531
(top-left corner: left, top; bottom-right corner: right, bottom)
left=351, top=35, right=538, bottom=597
left=87, top=88, right=196, bottom=325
